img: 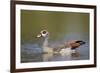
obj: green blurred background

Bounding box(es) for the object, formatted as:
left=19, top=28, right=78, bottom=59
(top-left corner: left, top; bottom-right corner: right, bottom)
left=21, top=10, right=89, bottom=43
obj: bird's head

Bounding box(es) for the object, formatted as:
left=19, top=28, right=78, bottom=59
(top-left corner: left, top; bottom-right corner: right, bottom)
left=36, top=30, right=49, bottom=38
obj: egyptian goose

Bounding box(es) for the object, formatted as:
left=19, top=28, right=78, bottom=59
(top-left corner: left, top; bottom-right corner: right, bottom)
left=36, top=30, right=85, bottom=55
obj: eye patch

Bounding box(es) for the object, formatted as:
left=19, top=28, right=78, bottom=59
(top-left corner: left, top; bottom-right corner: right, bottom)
left=42, top=31, right=46, bottom=34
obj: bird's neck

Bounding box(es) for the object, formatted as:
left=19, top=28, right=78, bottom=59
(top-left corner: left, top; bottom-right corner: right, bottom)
left=43, top=36, right=49, bottom=48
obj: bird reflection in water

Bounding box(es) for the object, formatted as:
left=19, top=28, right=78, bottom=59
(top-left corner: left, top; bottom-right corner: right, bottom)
left=42, top=50, right=80, bottom=61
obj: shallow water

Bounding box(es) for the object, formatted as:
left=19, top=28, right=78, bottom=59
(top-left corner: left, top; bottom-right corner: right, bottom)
left=21, top=40, right=89, bottom=63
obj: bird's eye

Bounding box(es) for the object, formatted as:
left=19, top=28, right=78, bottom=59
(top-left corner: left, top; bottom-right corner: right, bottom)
left=42, top=31, right=46, bottom=34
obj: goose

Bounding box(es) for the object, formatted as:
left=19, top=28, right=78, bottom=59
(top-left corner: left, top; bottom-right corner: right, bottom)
left=36, top=30, right=85, bottom=55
